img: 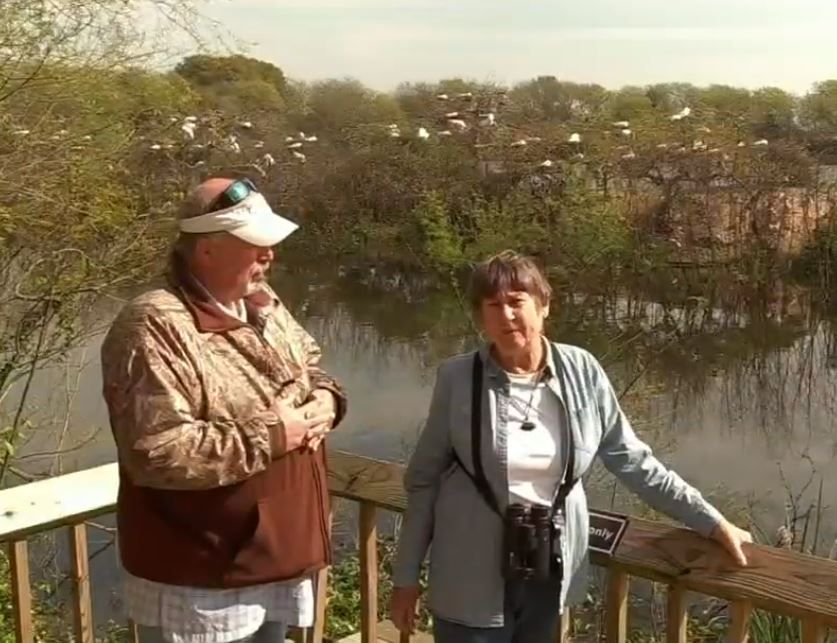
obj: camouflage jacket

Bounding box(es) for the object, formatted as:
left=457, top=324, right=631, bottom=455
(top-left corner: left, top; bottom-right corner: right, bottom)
left=101, top=267, right=347, bottom=491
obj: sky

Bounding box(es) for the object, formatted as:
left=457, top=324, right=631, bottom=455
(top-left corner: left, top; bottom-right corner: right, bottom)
left=199, top=0, right=837, bottom=94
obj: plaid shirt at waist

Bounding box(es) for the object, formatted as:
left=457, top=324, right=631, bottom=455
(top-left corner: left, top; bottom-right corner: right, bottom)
left=122, top=571, right=315, bottom=643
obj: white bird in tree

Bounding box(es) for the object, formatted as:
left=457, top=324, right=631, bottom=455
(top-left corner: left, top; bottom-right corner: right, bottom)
left=438, top=130, right=453, bottom=137
left=445, top=111, right=460, bottom=119
left=622, top=150, right=637, bottom=160
left=456, top=92, right=473, bottom=100
left=670, top=107, right=691, bottom=121
left=304, top=135, right=318, bottom=142
left=285, top=135, right=295, bottom=142
left=292, top=150, right=306, bottom=162
left=753, top=139, right=769, bottom=146
left=149, top=144, right=161, bottom=150
left=181, top=122, right=196, bottom=140
left=436, top=93, right=449, bottom=100
left=448, top=119, right=467, bottom=131
left=239, top=121, right=253, bottom=129
left=539, top=160, right=553, bottom=168
left=480, top=113, right=496, bottom=126
left=254, top=141, right=265, bottom=149
left=621, top=129, right=632, bottom=137
left=568, top=132, right=581, bottom=144
left=417, top=127, right=430, bottom=140
left=287, top=142, right=303, bottom=149
left=612, top=121, right=630, bottom=129
left=510, top=139, right=527, bottom=147
left=263, top=153, right=275, bottom=167
left=184, top=116, right=198, bottom=123
left=13, top=129, right=30, bottom=136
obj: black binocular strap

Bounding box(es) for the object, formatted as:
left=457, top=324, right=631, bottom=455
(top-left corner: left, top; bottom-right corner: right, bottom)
left=452, top=348, right=578, bottom=519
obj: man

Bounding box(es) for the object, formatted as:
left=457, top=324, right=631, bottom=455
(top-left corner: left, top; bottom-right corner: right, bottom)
left=101, top=177, right=347, bottom=643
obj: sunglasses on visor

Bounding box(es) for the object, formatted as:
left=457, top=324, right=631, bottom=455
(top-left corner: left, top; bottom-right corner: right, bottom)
left=205, top=178, right=259, bottom=213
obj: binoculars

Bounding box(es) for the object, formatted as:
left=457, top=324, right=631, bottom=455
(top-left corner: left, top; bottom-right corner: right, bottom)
left=503, top=503, right=560, bottom=581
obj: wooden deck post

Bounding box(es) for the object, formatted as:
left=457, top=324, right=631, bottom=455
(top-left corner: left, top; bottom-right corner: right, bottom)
left=605, top=567, right=629, bottom=643
left=559, top=608, right=572, bottom=641
left=69, top=523, right=94, bottom=643
left=359, top=502, right=378, bottom=643
left=802, top=617, right=827, bottom=643
left=8, top=540, right=34, bottom=643
left=728, top=600, right=752, bottom=643
left=666, top=585, right=687, bottom=643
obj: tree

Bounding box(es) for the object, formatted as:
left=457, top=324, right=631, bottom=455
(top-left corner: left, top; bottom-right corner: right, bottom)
left=175, top=54, right=289, bottom=115
left=606, top=86, right=654, bottom=121
left=748, top=87, right=797, bottom=140
left=699, top=84, right=752, bottom=123
left=175, top=54, right=287, bottom=94
left=800, top=80, right=837, bottom=137
left=508, top=76, right=608, bottom=123
left=0, top=0, right=209, bottom=484
left=298, top=78, right=405, bottom=137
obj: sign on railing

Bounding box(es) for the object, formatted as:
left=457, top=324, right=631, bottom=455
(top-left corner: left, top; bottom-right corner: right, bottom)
left=588, top=509, right=629, bottom=556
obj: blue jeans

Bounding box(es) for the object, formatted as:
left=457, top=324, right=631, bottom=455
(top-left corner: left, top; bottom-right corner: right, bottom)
left=433, top=577, right=563, bottom=643
left=136, top=622, right=287, bottom=643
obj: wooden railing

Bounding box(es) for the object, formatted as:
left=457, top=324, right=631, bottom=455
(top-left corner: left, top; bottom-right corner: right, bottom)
left=2, top=451, right=837, bottom=643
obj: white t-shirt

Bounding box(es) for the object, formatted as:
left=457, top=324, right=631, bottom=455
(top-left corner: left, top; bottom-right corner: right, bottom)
left=505, top=371, right=564, bottom=506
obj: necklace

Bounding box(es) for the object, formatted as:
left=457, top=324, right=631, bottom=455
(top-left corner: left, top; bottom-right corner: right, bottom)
left=512, top=369, right=546, bottom=431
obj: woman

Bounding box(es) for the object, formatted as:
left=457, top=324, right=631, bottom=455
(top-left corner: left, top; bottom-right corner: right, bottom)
left=389, top=250, right=751, bottom=643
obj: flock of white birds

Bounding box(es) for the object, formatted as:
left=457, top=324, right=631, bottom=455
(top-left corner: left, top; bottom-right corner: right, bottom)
left=7, top=90, right=776, bottom=180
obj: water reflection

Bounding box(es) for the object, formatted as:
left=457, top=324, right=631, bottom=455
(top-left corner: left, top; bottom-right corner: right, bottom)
left=12, top=260, right=837, bottom=549
left=282, top=261, right=837, bottom=547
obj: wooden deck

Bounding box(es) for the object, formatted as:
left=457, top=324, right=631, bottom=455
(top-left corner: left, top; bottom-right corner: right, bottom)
left=2, top=450, right=837, bottom=643
left=334, top=620, right=431, bottom=643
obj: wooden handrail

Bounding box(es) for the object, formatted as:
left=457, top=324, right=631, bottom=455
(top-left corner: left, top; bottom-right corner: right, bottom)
left=2, top=450, right=837, bottom=643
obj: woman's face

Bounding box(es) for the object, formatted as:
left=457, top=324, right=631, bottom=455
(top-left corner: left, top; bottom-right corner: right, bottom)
left=479, top=289, right=549, bottom=355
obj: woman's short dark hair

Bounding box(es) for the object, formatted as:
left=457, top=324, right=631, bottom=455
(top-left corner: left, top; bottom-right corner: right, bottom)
left=468, top=250, right=552, bottom=310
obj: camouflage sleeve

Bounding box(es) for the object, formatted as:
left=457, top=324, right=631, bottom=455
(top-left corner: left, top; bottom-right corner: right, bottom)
left=102, top=315, right=286, bottom=491
left=275, top=300, right=348, bottom=427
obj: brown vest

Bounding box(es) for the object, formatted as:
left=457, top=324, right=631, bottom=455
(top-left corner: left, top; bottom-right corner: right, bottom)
left=117, top=448, right=331, bottom=587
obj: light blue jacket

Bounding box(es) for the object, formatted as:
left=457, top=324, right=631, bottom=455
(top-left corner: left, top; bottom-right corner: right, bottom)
left=391, top=339, right=724, bottom=628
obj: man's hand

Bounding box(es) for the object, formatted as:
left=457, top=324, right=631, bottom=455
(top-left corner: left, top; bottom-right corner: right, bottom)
left=710, top=518, right=752, bottom=566
left=275, top=398, right=335, bottom=454
left=299, top=389, right=337, bottom=452
left=390, top=586, right=420, bottom=635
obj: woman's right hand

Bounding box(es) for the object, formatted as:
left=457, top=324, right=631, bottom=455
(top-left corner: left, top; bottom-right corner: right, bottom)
left=390, top=585, right=420, bottom=634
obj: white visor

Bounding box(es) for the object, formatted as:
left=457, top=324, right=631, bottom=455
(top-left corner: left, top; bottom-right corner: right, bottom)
left=178, top=192, right=299, bottom=247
